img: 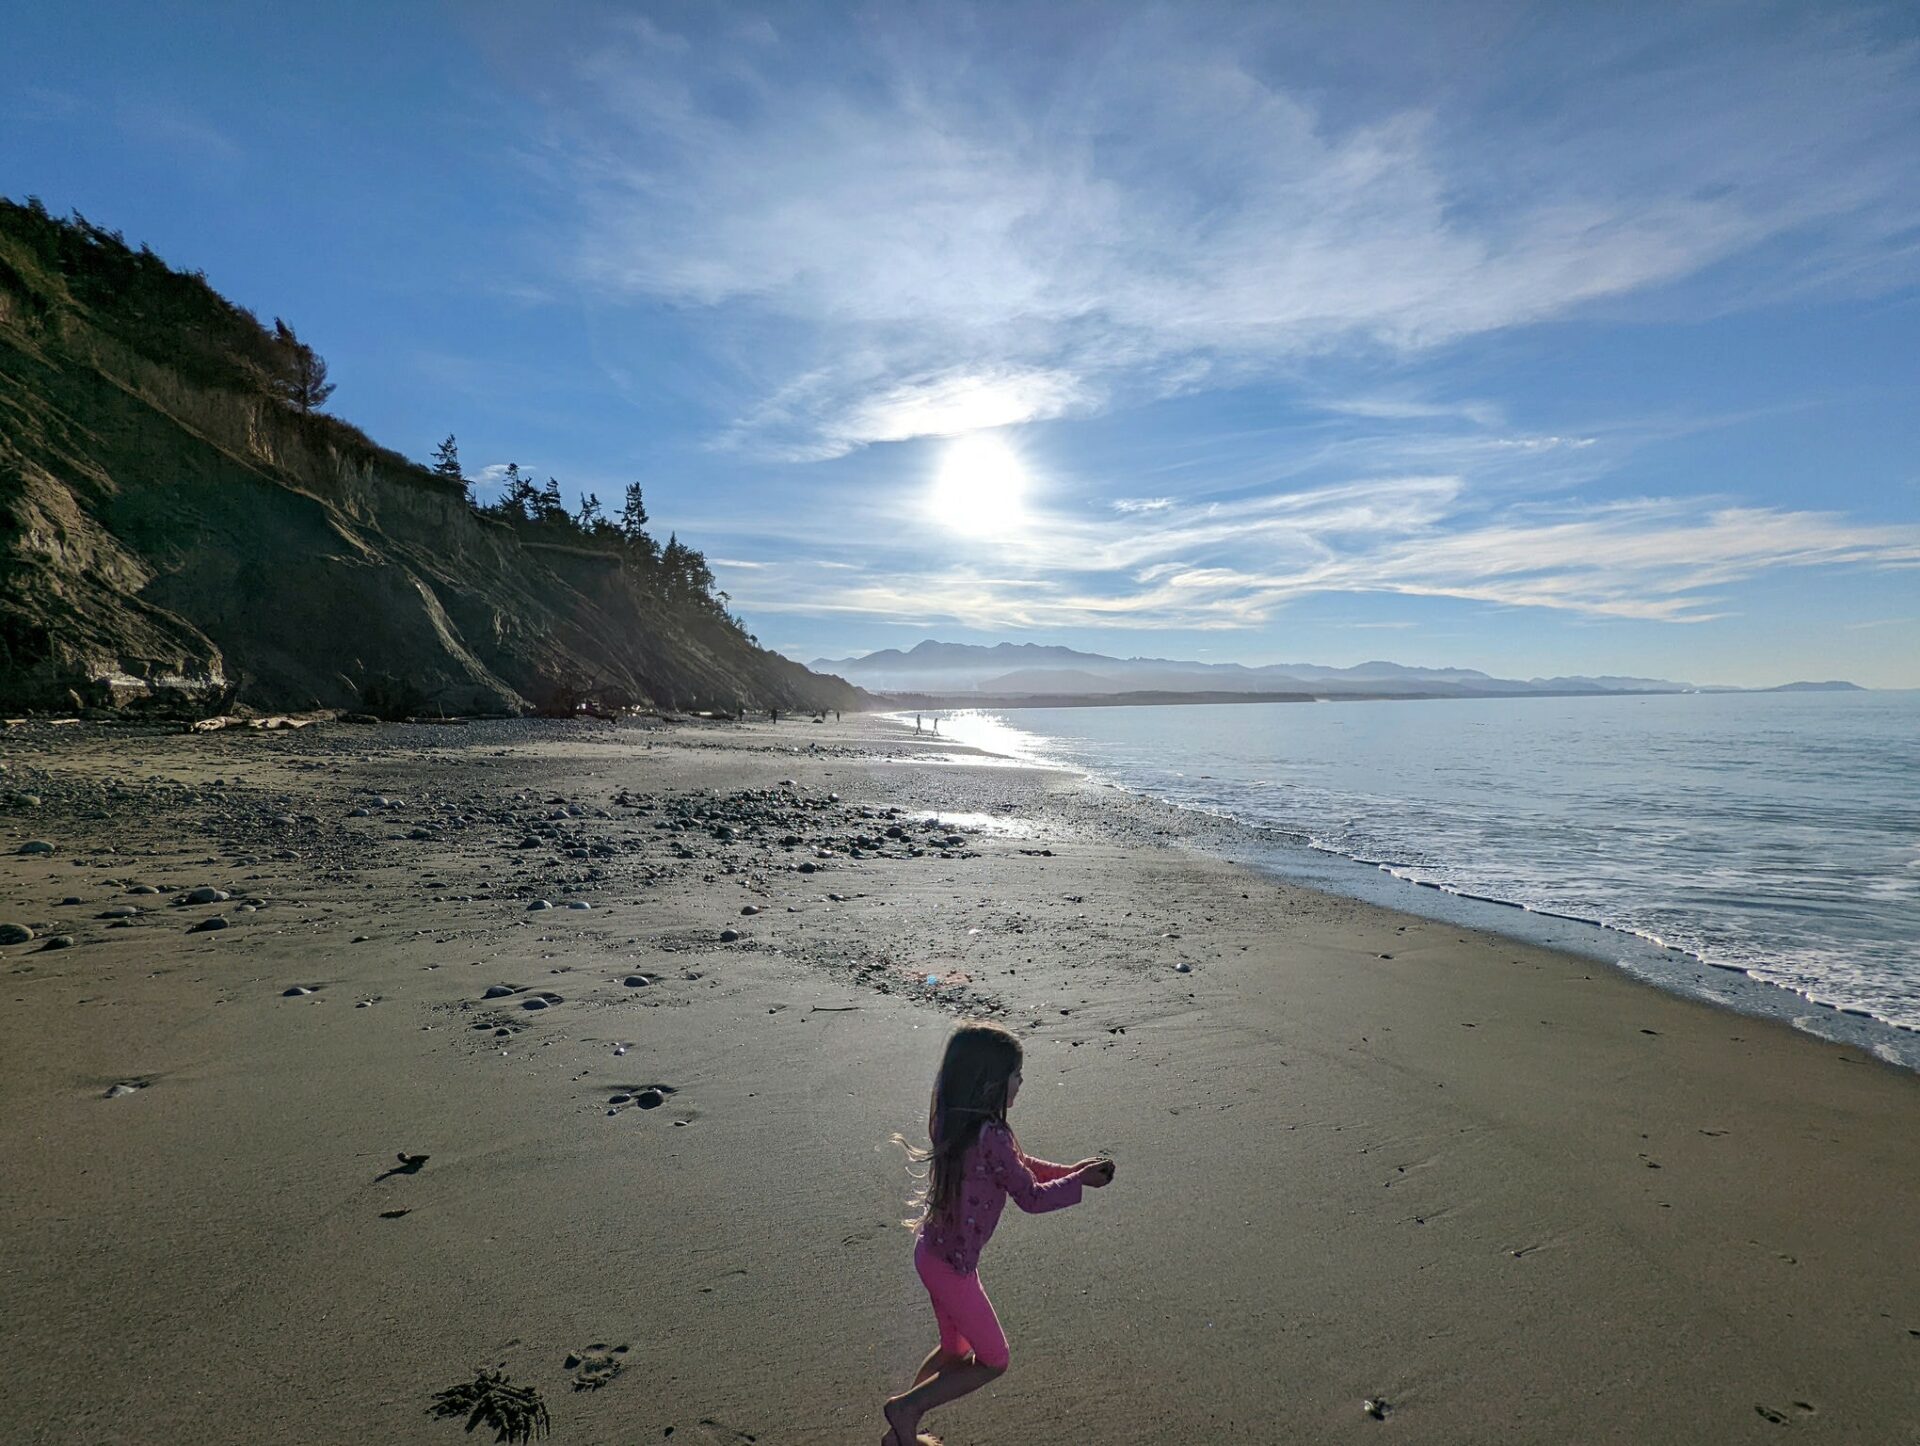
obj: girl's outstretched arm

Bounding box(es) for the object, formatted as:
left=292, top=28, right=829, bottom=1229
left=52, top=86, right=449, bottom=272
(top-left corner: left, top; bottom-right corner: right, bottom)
left=1016, top=1147, right=1078, bottom=1183
left=983, top=1123, right=1086, bottom=1213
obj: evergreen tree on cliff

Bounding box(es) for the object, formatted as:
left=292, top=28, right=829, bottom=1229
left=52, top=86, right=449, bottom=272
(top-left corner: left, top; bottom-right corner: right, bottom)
left=431, top=433, right=464, bottom=483
left=494, top=462, right=538, bottom=522
left=619, top=483, right=658, bottom=565
left=537, top=476, right=567, bottom=525
left=269, top=318, right=335, bottom=412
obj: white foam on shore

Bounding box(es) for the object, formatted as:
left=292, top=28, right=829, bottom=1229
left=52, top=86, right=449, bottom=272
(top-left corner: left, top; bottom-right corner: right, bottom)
left=910, top=810, right=1040, bottom=838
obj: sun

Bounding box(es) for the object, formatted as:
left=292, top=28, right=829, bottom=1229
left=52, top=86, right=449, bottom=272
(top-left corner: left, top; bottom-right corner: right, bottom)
left=928, top=433, right=1029, bottom=537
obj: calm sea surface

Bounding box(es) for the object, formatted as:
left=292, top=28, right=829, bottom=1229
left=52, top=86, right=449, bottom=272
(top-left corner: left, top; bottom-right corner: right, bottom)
left=925, top=691, right=1920, bottom=1065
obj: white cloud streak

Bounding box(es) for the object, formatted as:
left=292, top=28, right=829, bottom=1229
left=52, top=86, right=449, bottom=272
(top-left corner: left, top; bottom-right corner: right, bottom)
left=718, top=488, right=1920, bottom=632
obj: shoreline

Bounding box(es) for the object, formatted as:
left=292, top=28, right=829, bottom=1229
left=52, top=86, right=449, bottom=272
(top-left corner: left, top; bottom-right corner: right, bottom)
left=3, top=714, right=1917, bottom=1442
left=894, top=705, right=1920, bottom=1073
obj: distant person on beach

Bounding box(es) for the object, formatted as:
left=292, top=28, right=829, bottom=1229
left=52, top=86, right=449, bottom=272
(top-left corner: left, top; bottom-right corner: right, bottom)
left=881, top=1021, right=1115, bottom=1445
left=915, top=713, right=922, bottom=734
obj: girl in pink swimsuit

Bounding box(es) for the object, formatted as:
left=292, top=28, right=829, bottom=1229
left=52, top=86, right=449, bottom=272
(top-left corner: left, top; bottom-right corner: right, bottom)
left=882, top=1020, right=1116, bottom=1446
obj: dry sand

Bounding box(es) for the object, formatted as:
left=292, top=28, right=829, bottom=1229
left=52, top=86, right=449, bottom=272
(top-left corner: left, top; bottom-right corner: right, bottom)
left=2, top=714, right=1916, bottom=1444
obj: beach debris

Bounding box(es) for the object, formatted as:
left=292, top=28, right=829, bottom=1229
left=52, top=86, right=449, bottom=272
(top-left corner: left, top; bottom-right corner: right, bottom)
left=1363, top=1397, right=1392, bottom=1421
left=0, top=922, right=35, bottom=945
left=380, top=1208, right=412, bottom=1219
left=426, top=1368, right=550, bottom=1443
left=377, top=1152, right=430, bottom=1183
left=16, top=839, right=54, bottom=855
left=282, top=983, right=321, bottom=996
left=103, top=1080, right=146, bottom=1099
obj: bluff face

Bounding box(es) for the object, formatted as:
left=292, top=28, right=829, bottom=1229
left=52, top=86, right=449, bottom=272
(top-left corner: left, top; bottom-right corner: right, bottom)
left=0, top=203, right=856, bottom=717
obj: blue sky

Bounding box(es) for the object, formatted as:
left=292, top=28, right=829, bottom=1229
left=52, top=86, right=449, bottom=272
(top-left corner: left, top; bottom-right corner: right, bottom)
left=5, top=1, right=1918, bottom=686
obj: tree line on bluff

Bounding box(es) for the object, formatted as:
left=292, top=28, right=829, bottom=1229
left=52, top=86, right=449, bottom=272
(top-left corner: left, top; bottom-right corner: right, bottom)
left=423, top=435, right=750, bottom=643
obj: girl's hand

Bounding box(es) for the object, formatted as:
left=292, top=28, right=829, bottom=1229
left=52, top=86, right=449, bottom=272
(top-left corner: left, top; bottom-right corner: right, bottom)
left=1080, top=1157, right=1116, bottom=1187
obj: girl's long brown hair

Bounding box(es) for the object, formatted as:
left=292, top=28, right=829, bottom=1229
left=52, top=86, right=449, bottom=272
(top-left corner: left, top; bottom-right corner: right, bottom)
left=888, top=1020, right=1025, bottom=1230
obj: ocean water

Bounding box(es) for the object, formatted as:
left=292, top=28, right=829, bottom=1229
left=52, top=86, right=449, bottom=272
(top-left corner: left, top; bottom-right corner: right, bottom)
left=918, top=691, right=1920, bottom=1067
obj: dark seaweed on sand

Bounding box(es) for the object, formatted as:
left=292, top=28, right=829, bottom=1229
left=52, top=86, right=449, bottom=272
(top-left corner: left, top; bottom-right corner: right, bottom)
left=427, top=1370, right=550, bottom=1443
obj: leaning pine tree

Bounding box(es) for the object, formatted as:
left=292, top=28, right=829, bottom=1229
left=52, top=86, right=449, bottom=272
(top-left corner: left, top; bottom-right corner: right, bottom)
left=269, top=317, right=335, bottom=412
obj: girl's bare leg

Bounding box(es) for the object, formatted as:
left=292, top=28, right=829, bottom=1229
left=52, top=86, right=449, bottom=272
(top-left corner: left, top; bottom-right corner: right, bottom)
left=913, top=1346, right=971, bottom=1385
left=884, top=1358, right=1004, bottom=1443
left=882, top=1350, right=970, bottom=1444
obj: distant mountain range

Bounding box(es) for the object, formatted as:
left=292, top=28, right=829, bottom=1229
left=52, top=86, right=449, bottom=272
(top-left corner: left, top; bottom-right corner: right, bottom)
left=809, top=640, right=1863, bottom=701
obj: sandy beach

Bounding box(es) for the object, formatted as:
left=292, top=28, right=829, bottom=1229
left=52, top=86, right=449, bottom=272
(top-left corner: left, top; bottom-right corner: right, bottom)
left=3, top=713, right=1916, bottom=1445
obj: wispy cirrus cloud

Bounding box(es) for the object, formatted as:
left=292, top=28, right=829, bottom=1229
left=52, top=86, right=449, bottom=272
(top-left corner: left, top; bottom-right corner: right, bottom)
left=506, top=4, right=1920, bottom=458
left=717, top=488, right=1920, bottom=632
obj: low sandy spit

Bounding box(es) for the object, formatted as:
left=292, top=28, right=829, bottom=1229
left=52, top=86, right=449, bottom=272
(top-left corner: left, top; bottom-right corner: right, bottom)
left=2, top=714, right=1915, bottom=1444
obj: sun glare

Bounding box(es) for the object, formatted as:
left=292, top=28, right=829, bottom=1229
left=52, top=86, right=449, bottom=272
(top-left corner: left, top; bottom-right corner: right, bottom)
left=929, top=433, right=1029, bottom=537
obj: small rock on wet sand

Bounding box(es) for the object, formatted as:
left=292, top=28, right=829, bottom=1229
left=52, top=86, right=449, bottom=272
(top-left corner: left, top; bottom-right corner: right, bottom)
left=622, top=975, right=651, bottom=988
left=16, top=840, right=54, bottom=856
left=719, top=928, right=741, bottom=942
left=181, top=886, right=228, bottom=905
left=188, top=916, right=229, bottom=933
left=483, top=984, right=519, bottom=999
left=0, top=922, right=35, bottom=944
left=527, top=899, right=552, bottom=911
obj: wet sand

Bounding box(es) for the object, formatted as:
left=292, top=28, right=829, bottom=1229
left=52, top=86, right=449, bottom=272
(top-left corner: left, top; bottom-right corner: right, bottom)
left=2, top=713, right=1916, bottom=1444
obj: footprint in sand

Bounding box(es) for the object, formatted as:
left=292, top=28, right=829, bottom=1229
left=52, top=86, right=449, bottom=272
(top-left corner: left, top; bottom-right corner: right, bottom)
left=563, top=1343, right=629, bottom=1391
left=667, top=1418, right=761, bottom=1443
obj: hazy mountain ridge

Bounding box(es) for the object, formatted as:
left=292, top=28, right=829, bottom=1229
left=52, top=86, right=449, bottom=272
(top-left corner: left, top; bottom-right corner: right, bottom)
left=0, top=201, right=857, bottom=716
left=812, top=639, right=1855, bottom=699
